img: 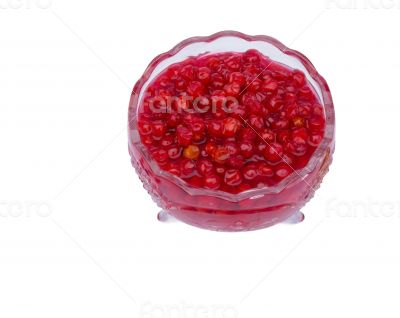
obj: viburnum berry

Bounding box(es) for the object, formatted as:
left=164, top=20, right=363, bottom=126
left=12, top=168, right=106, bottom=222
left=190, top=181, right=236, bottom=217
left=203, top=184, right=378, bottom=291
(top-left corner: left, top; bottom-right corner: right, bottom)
left=262, top=79, right=278, bottom=92
left=215, top=164, right=226, bottom=175
left=204, top=174, right=221, bottom=189
left=210, top=73, right=225, bottom=89
left=292, top=70, right=305, bottom=87
left=197, top=67, right=211, bottom=83
left=229, top=72, right=246, bottom=86
left=161, top=134, right=175, bottom=147
left=166, top=113, right=181, bottom=127
left=213, top=146, right=230, bottom=164
left=239, top=141, right=255, bottom=158
left=224, top=169, right=243, bottom=186
left=239, top=127, right=257, bottom=141
left=224, top=141, right=239, bottom=156
left=151, top=148, right=168, bottom=164
left=274, top=163, right=292, bottom=180
left=248, top=114, right=264, bottom=130
left=243, top=164, right=258, bottom=181
left=183, top=145, right=200, bottom=160
left=308, top=131, right=324, bottom=147
left=176, top=126, right=193, bottom=146
left=205, top=141, right=217, bottom=156
left=308, top=115, right=325, bottom=131
left=259, top=128, right=275, bottom=143
left=222, top=117, right=240, bottom=137
left=227, top=155, right=245, bottom=169
left=197, top=158, right=214, bottom=176
left=257, top=162, right=274, bottom=178
left=263, top=142, right=284, bottom=163
left=138, top=120, right=152, bottom=136
left=187, top=81, right=204, bottom=97
left=207, top=120, right=223, bottom=137
left=151, top=120, right=166, bottom=139
left=180, top=158, right=196, bottom=177
left=166, top=162, right=181, bottom=176
left=167, top=145, right=182, bottom=160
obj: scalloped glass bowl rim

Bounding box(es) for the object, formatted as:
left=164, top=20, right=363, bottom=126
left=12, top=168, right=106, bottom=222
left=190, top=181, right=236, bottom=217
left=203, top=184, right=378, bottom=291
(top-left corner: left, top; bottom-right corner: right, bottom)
left=128, top=30, right=334, bottom=202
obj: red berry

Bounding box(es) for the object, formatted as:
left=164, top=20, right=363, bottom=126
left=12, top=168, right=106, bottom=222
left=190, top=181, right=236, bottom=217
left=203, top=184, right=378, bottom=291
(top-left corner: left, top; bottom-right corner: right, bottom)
left=207, top=120, right=223, bottom=137
left=151, top=120, right=166, bottom=139
left=225, top=55, right=241, bottom=70
left=229, top=72, right=245, bottom=86
left=151, top=148, right=168, bottom=164
left=166, top=113, right=180, bottom=127
left=308, top=116, right=325, bottom=131
left=222, top=117, right=240, bottom=137
left=138, top=120, right=152, bottom=136
left=191, top=118, right=205, bottom=132
left=210, top=73, right=225, bottom=89
left=231, top=103, right=247, bottom=118
left=277, top=130, right=291, bottom=144
left=248, top=78, right=262, bottom=92
left=308, top=131, right=324, bottom=147
left=248, top=115, right=264, bottom=130
left=259, top=128, right=275, bottom=143
left=224, top=142, right=239, bottom=156
left=204, top=174, right=221, bottom=190
left=263, top=142, right=283, bottom=163
left=257, top=162, right=274, bottom=177
left=188, top=175, right=203, bottom=187
left=180, top=64, right=195, bottom=81
left=213, top=146, right=230, bottom=164
left=197, top=67, right=211, bottom=83
left=166, top=162, right=181, bottom=176
left=180, top=158, right=196, bottom=177
left=187, top=81, right=204, bottom=97
left=224, top=169, right=243, bottom=186
left=292, top=70, right=305, bottom=87
left=262, top=79, right=278, bottom=92
left=205, top=141, right=217, bottom=156
left=292, top=128, right=308, bottom=143
left=239, top=127, right=257, bottom=141
left=161, top=134, right=175, bottom=147
left=267, top=97, right=284, bottom=112
left=197, top=158, right=214, bottom=176
left=243, top=164, right=258, bottom=181
left=167, top=145, right=182, bottom=159
left=176, top=126, right=193, bottom=146
left=274, top=163, right=292, bottom=180
left=244, top=49, right=260, bottom=63
left=239, top=141, right=255, bottom=158
left=270, top=118, right=289, bottom=130
left=215, top=165, right=226, bottom=175
left=227, top=155, right=245, bottom=169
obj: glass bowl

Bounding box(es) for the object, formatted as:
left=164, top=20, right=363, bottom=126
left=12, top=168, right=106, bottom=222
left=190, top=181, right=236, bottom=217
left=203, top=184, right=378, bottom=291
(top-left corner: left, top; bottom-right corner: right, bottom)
left=128, top=31, right=335, bottom=231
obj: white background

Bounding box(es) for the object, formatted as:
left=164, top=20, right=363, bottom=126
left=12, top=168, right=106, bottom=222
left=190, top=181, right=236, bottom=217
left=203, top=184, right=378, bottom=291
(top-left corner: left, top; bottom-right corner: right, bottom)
left=1, top=0, right=400, bottom=317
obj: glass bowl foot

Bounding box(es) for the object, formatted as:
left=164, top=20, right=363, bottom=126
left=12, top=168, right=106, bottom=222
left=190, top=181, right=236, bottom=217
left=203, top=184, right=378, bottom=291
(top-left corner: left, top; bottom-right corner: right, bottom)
left=157, top=210, right=176, bottom=223
left=283, top=211, right=305, bottom=224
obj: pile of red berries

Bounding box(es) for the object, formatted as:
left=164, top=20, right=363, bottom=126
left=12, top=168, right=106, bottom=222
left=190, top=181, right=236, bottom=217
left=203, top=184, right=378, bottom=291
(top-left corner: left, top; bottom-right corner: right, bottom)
left=137, top=50, right=325, bottom=194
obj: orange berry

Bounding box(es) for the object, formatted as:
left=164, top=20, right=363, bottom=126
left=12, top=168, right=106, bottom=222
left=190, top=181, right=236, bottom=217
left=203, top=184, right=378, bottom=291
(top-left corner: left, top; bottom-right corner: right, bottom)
left=183, top=145, right=200, bottom=159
